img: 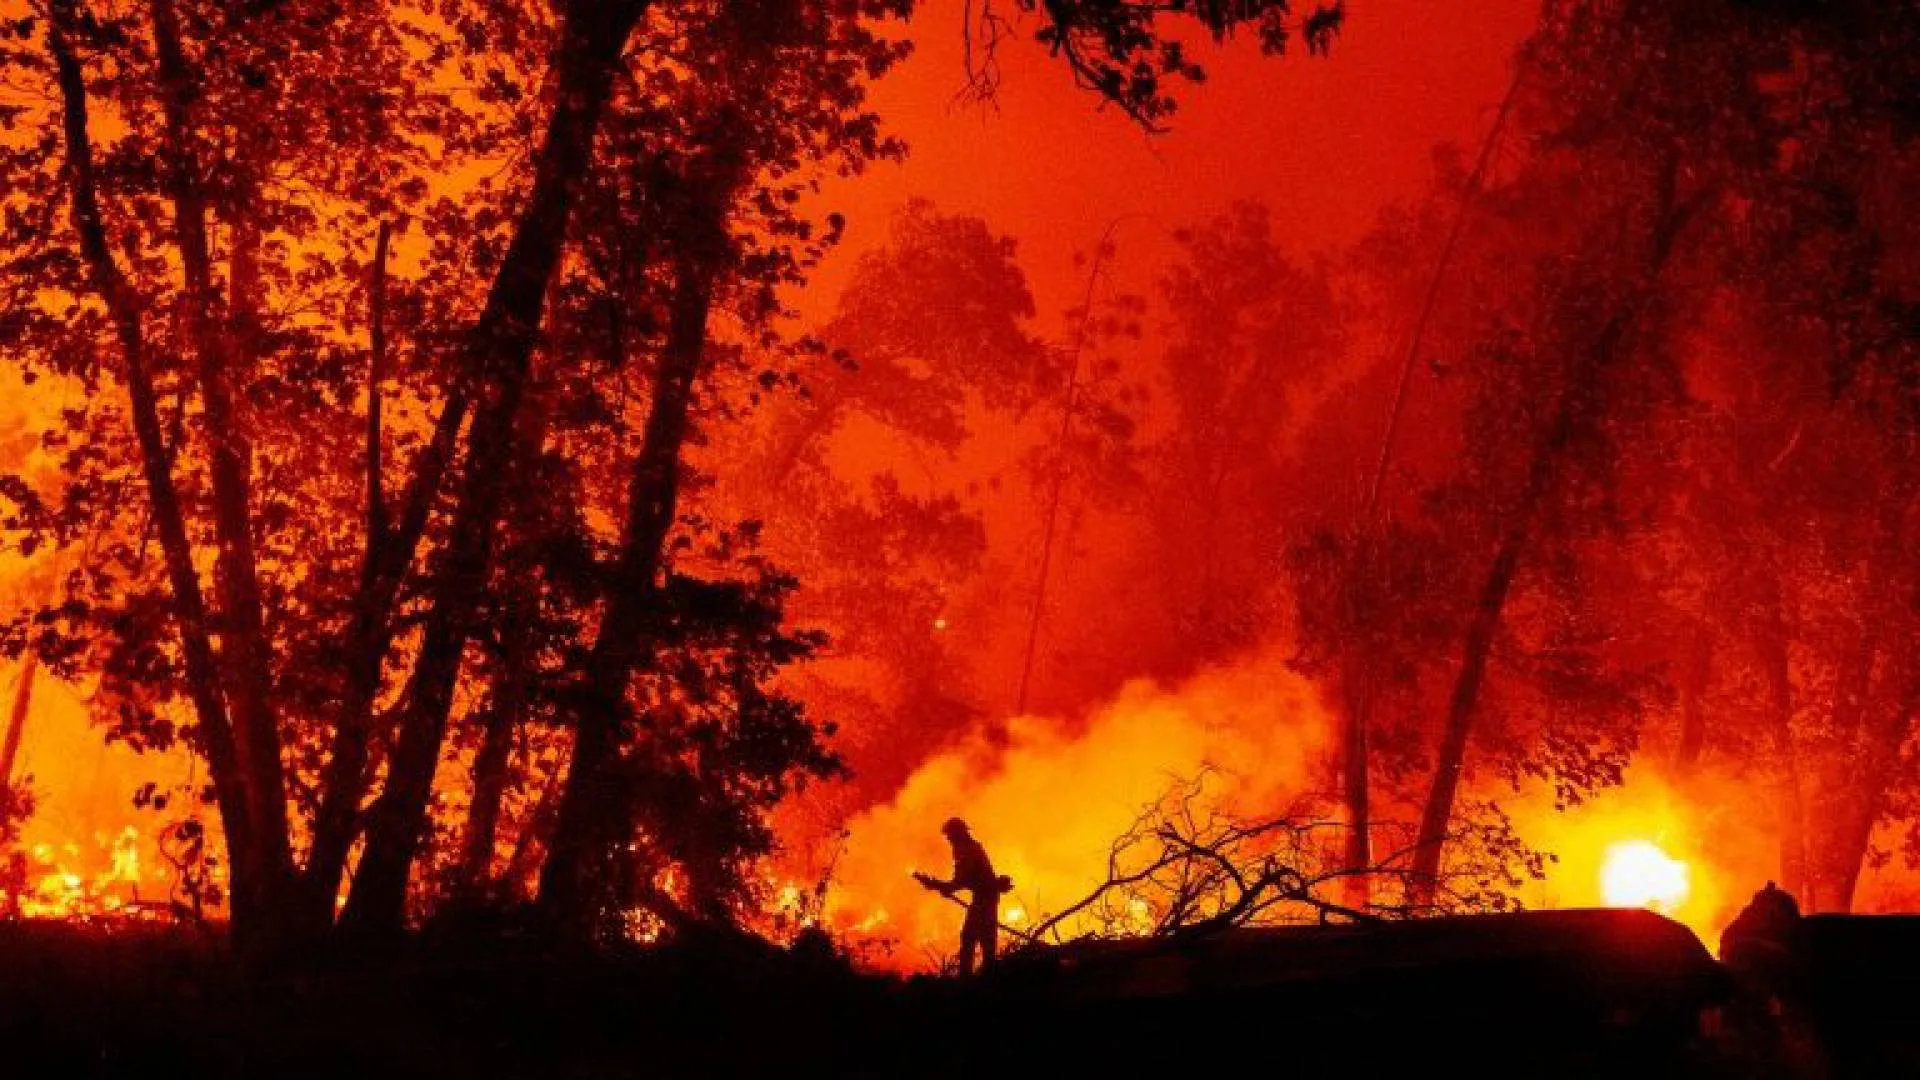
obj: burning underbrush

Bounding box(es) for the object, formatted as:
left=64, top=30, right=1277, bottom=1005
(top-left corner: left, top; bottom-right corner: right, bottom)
left=823, top=650, right=1335, bottom=963
left=811, top=648, right=1812, bottom=970
left=9, top=826, right=148, bottom=921
left=1, top=808, right=216, bottom=926
left=0, top=641, right=1889, bottom=963
left=0, top=667, right=210, bottom=926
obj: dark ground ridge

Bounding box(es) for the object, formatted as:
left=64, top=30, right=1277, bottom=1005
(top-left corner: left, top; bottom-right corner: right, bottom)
left=0, top=907, right=1911, bottom=1078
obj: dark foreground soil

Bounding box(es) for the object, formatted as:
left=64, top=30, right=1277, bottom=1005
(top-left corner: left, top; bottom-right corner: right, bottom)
left=0, top=911, right=1908, bottom=1079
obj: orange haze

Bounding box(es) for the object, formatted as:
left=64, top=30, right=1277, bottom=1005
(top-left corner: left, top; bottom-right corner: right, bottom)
left=826, top=646, right=1334, bottom=965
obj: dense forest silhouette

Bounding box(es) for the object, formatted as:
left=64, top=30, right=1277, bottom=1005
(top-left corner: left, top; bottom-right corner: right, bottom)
left=0, top=0, right=1916, bottom=1072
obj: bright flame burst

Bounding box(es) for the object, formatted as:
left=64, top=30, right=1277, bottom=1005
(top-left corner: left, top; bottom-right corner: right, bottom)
left=1600, top=839, right=1690, bottom=914
left=826, top=653, right=1333, bottom=966
left=14, top=826, right=153, bottom=920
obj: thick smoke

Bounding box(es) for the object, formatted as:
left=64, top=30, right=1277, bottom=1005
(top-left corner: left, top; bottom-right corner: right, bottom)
left=827, top=645, right=1333, bottom=963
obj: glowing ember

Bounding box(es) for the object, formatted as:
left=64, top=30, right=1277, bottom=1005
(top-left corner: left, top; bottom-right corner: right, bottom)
left=1600, top=840, right=1690, bottom=914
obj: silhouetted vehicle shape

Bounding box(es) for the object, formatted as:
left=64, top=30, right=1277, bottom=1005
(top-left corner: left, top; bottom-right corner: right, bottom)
left=941, top=909, right=1731, bottom=1077
left=1791, top=914, right=1920, bottom=1077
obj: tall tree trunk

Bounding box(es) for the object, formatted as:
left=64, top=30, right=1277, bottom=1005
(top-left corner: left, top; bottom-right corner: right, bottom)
left=1410, top=501, right=1539, bottom=903
left=1344, top=74, right=1522, bottom=910
left=0, top=656, right=36, bottom=789
left=538, top=256, right=714, bottom=932
left=339, top=0, right=648, bottom=936
left=1673, top=622, right=1714, bottom=774
left=453, top=683, right=522, bottom=899
left=1807, top=630, right=1877, bottom=910
left=1410, top=347, right=1601, bottom=900
left=300, top=220, right=458, bottom=926
left=1338, top=661, right=1372, bottom=911
left=1, top=570, right=62, bottom=790
left=1820, top=726, right=1896, bottom=910
left=1013, top=225, right=1113, bottom=717
left=45, top=1, right=260, bottom=940
left=451, top=412, right=553, bottom=900
left=1408, top=172, right=1702, bottom=903
left=1755, top=589, right=1807, bottom=901
left=1821, top=634, right=1910, bottom=915
left=1334, top=529, right=1381, bottom=908
left=1408, top=307, right=1627, bottom=900
left=1825, top=688, right=1917, bottom=914
left=303, top=387, right=470, bottom=920
left=365, top=221, right=393, bottom=547
left=149, top=0, right=296, bottom=933
left=502, top=760, right=569, bottom=900
left=1823, top=491, right=1920, bottom=912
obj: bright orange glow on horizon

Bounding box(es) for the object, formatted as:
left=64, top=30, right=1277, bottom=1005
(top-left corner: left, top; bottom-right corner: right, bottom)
left=1600, top=839, right=1690, bottom=915
left=4, top=0, right=1916, bottom=984
left=824, top=647, right=1335, bottom=967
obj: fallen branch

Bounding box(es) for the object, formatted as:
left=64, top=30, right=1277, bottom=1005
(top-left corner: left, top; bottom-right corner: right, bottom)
left=1013, top=771, right=1545, bottom=953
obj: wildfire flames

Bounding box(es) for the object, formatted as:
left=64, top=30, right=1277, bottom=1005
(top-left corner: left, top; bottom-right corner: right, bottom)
left=0, top=640, right=1807, bottom=957
left=1600, top=840, right=1691, bottom=915
left=825, top=650, right=1333, bottom=963
left=14, top=828, right=153, bottom=920
left=801, top=647, right=1782, bottom=967
left=1, top=662, right=188, bottom=924
left=0, top=0, right=1912, bottom=995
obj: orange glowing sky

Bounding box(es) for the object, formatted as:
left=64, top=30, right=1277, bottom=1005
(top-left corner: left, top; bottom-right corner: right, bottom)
left=18, top=0, right=1829, bottom=944
left=810, top=0, right=1541, bottom=321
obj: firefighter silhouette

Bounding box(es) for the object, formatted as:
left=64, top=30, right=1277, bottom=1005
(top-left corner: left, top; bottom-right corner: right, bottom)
left=914, top=817, right=1012, bottom=975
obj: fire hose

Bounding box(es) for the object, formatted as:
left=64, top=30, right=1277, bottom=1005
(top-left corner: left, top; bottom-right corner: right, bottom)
left=913, top=872, right=1042, bottom=945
